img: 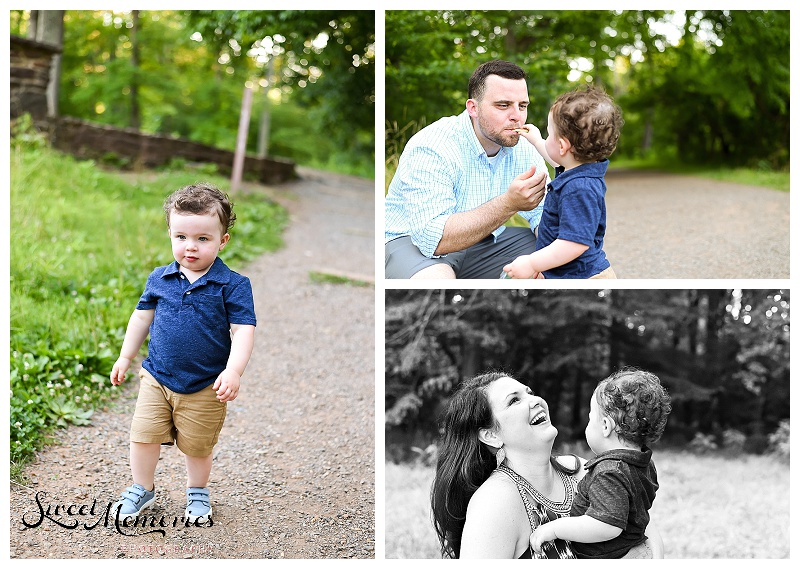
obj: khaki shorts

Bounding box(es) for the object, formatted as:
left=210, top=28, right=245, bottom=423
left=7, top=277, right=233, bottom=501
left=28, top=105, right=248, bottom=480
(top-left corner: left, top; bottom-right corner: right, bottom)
left=130, top=368, right=227, bottom=457
left=590, top=266, right=617, bottom=279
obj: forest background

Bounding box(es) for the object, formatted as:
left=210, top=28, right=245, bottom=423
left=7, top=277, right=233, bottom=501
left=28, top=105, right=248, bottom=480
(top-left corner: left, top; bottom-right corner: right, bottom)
left=10, top=10, right=376, bottom=177
left=385, top=10, right=789, bottom=190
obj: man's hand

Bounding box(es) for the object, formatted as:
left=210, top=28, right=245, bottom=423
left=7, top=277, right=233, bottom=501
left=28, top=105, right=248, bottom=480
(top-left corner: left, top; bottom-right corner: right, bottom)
left=504, top=164, right=546, bottom=212
left=213, top=368, right=241, bottom=402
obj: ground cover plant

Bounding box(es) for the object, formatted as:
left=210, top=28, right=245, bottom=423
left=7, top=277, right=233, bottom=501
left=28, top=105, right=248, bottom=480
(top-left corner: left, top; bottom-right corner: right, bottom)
left=9, top=131, right=287, bottom=478
left=384, top=448, right=789, bottom=559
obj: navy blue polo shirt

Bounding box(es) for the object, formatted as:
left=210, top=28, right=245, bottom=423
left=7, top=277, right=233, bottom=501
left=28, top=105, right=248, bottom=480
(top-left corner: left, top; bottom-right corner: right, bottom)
left=570, top=447, right=658, bottom=559
left=535, top=160, right=611, bottom=279
left=136, top=257, right=256, bottom=394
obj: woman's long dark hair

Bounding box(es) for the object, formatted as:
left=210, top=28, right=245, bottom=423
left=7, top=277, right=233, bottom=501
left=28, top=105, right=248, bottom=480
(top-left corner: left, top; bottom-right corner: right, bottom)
left=430, top=371, right=578, bottom=558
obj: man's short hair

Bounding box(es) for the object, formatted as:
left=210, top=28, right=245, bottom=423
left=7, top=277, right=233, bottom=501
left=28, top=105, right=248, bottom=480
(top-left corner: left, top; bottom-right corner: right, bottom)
left=468, top=60, right=526, bottom=101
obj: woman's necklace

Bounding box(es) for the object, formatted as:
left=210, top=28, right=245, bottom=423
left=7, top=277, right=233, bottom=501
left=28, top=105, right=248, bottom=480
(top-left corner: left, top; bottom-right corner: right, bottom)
left=496, top=463, right=574, bottom=515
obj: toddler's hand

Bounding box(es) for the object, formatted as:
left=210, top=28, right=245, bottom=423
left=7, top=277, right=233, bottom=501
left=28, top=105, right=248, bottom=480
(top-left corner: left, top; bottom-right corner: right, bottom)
left=530, top=523, right=556, bottom=554
left=517, top=123, right=544, bottom=145
left=213, top=369, right=241, bottom=402
left=110, top=357, right=131, bottom=386
left=503, top=256, right=537, bottom=279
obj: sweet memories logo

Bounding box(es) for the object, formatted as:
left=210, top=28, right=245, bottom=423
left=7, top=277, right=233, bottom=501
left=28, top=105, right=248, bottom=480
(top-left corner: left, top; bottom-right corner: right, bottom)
left=21, top=491, right=213, bottom=537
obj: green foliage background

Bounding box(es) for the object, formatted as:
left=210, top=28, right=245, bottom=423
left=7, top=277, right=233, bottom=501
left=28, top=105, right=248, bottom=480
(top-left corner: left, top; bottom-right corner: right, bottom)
left=385, top=10, right=789, bottom=170
left=10, top=10, right=375, bottom=177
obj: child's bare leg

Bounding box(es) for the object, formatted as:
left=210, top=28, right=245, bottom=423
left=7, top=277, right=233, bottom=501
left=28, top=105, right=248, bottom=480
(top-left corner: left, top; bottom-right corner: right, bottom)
left=130, top=442, right=161, bottom=490
left=185, top=453, right=213, bottom=487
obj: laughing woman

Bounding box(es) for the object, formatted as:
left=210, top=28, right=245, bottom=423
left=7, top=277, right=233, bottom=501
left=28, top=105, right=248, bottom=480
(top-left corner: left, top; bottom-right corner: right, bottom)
left=430, top=371, right=663, bottom=559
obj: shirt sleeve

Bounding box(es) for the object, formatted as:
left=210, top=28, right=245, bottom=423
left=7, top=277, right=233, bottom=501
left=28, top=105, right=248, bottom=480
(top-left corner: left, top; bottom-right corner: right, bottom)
left=225, top=277, right=257, bottom=326
left=135, top=271, right=159, bottom=310
left=583, top=465, right=631, bottom=529
left=392, top=144, right=459, bottom=258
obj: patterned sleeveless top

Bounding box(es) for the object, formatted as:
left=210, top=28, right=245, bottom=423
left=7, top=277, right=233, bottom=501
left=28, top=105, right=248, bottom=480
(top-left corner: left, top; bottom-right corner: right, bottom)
left=496, top=461, right=579, bottom=559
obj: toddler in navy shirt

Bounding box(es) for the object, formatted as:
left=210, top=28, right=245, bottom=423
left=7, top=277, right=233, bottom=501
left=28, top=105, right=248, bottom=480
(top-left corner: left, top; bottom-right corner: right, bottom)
left=503, top=86, right=622, bottom=279
left=109, top=183, right=256, bottom=524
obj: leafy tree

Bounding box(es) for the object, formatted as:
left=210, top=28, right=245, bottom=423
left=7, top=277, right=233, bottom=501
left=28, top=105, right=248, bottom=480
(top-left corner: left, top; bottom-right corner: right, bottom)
left=186, top=10, right=375, bottom=159
left=385, top=289, right=789, bottom=460
left=385, top=10, right=789, bottom=169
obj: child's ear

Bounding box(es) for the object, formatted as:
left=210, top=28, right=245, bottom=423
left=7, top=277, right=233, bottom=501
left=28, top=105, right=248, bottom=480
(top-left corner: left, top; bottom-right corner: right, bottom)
left=601, top=416, right=615, bottom=438
left=478, top=427, right=502, bottom=449
left=558, top=137, right=572, bottom=156
left=219, top=233, right=230, bottom=250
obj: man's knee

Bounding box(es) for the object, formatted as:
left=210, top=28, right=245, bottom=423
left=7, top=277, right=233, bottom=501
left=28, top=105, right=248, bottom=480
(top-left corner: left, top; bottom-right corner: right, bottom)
left=410, top=263, right=456, bottom=279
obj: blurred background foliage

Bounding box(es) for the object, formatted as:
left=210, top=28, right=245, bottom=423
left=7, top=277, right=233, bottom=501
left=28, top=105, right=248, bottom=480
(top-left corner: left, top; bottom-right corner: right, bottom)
left=10, top=10, right=375, bottom=177
left=385, top=289, right=789, bottom=463
left=385, top=10, right=789, bottom=172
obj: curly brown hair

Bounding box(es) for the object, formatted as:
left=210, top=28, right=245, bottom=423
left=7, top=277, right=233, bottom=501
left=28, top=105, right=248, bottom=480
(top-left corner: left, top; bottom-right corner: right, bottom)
left=551, top=86, right=623, bottom=163
left=596, top=368, right=671, bottom=448
left=163, top=182, right=236, bottom=233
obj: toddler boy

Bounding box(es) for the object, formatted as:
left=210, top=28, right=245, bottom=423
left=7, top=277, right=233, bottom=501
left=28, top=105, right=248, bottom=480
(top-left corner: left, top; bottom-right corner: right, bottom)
left=110, top=182, right=256, bottom=523
left=530, top=368, right=671, bottom=558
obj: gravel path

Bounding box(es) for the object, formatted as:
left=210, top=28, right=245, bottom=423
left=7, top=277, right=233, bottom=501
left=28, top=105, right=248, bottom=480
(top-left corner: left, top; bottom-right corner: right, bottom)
left=9, top=167, right=376, bottom=559
left=603, top=170, right=789, bottom=279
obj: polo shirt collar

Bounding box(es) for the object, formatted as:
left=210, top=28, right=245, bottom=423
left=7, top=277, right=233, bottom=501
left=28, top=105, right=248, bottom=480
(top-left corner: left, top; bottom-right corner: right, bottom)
left=584, top=446, right=652, bottom=471
left=549, top=159, right=609, bottom=192
left=160, top=257, right=231, bottom=284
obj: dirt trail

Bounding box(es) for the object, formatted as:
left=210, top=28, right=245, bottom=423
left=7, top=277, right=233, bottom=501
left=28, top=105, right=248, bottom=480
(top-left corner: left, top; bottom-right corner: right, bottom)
left=9, top=167, right=376, bottom=559
left=603, top=170, right=789, bottom=279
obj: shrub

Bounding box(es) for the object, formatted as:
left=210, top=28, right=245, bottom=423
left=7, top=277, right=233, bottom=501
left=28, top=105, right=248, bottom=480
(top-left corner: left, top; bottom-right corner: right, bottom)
left=768, top=420, right=789, bottom=460
left=688, top=432, right=718, bottom=453
left=721, top=429, right=747, bottom=452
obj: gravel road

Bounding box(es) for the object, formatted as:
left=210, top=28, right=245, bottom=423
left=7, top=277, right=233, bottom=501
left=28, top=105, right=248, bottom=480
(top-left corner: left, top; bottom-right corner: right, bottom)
left=603, top=170, right=789, bottom=279
left=9, top=167, right=376, bottom=559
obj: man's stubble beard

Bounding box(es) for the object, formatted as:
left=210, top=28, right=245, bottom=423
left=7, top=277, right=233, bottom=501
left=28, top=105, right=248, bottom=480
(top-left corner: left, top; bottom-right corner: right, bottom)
left=477, top=113, right=520, bottom=149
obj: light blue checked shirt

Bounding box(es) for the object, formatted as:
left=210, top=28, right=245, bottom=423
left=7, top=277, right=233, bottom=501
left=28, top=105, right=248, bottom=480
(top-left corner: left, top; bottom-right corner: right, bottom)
left=384, top=110, right=549, bottom=258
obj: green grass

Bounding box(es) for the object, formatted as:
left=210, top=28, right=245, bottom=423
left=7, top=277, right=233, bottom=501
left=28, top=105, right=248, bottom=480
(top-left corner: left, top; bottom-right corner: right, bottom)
left=308, top=270, right=372, bottom=287
left=611, top=158, right=790, bottom=192
left=385, top=450, right=790, bottom=559
left=9, top=138, right=288, bottom=475
left=385, top=148, right=789, bottom=193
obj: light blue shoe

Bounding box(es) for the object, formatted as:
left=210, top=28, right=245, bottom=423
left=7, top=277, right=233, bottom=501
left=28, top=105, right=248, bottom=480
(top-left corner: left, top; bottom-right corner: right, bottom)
left=185, top=487, right=212, bottom=524
left=114, top=483, right=156, bottom=522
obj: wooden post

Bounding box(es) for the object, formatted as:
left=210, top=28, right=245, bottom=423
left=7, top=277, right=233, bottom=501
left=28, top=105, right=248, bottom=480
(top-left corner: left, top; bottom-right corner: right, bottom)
left=231, top=85, right=253, bottom=193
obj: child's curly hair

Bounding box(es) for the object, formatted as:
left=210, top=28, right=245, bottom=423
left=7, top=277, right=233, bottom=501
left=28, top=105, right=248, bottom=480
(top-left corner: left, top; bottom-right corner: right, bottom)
left=551, top=86, right=623, bottom=163
left=596, top=368, right=671, bottom=448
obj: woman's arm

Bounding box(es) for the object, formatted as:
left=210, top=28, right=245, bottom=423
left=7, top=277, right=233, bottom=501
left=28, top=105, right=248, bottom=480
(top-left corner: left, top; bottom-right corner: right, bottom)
left=459, top=478, right=529, bottom=559
left=644, top=523, right=664, bottom=558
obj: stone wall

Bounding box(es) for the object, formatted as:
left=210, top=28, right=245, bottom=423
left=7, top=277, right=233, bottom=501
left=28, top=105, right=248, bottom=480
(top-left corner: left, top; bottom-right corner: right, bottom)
left=10, top=35, right=60, bottom=124
left=53, top=117, right=296, bottom=184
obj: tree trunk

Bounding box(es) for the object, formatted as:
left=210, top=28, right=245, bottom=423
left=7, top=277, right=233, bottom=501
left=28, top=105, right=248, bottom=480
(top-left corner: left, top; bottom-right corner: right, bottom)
left=130, top=10, right=141, bottom=131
